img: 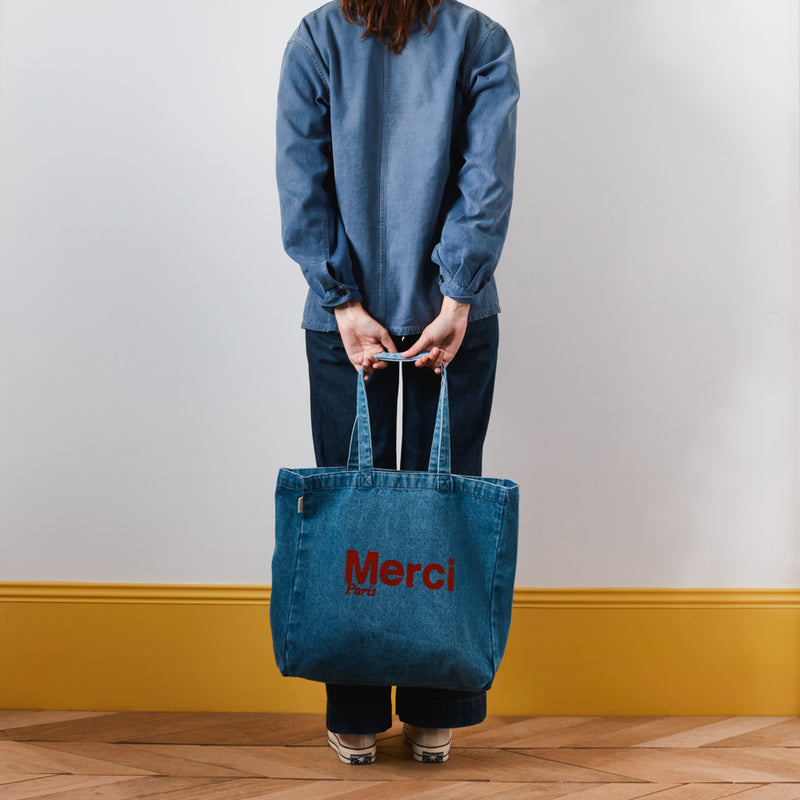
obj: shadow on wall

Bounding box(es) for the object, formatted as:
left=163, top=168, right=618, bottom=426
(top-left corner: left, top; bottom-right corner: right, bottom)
left=486, top=0, right=797, bottom=587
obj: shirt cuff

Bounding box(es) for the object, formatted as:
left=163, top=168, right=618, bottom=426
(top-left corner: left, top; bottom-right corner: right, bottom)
left=437, top=273, right=479, bottom=304
left=319, top=283, right=363, bottom=309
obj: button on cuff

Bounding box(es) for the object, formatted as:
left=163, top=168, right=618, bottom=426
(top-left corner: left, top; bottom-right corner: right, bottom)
left=320, top=284, right=363, bottom=308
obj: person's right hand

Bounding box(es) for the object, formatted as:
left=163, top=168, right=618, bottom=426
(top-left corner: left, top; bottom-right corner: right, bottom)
left=333, top=301, right=397, bottom=375
left=399, top=296, right=469, bottom=374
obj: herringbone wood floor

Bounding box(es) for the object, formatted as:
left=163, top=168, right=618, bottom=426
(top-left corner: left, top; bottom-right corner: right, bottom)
left=2, top=712, right=800, bottom=799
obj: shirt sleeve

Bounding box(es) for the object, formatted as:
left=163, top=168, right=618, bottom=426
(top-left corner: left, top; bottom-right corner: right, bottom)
left=431, top=24, right=519, bottom=303
left=275, top=37, right=362, bottom=309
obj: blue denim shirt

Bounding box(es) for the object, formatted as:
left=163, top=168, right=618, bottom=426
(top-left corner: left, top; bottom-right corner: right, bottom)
left=276, top=1, right=519, bottom=335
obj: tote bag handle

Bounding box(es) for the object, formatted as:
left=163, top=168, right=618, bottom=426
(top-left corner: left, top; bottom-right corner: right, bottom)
left=347, top=353, right=451, bottom=475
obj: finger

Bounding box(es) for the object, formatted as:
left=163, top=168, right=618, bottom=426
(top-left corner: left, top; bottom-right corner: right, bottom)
left=416, top=346, right=439, bottom=368
left=401, top=337, right=429, bottom=360
left=362, top=354, right=379, bottom=375
left=365, top=351, right=390, bottom=372
left=380, top=331, right=398, bottom=354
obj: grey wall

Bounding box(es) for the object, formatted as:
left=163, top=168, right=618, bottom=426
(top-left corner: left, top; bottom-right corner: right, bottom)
left=1, top=0, right=798, bottom=586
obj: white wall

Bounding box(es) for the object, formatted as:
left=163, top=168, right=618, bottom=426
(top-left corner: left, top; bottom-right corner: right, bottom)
left=1, top=0, right=797, bottom=587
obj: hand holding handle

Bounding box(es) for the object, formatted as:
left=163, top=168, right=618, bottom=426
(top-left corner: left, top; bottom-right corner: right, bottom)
left=347, top=353, right=450, bottom=475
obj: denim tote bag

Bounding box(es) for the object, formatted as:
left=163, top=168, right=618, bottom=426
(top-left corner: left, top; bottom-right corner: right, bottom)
left=270, top=355, right=519, bottom=691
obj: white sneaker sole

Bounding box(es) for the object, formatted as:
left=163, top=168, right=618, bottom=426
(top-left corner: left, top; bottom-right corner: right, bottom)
left=404, top=730, right=451, bottom=763
left=327, top=731, right=376, bottom=765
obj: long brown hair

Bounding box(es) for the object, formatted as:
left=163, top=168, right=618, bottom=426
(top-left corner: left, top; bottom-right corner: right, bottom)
left=340, top=0, right=442, bottom=54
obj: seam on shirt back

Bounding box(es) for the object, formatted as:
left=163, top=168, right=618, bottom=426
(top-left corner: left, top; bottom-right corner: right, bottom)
left=378, top=46, right=389, bottom=321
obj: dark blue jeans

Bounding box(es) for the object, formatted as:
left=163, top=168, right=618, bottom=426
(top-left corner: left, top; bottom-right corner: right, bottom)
left=305, top=314, right=499, bottom=734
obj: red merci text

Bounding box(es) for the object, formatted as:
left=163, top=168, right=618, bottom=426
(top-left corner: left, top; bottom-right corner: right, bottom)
left=345, top=549, right=455, bottom=595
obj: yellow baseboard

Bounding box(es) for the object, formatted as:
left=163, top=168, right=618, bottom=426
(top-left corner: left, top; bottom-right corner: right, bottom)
left=2, top=583, right=799, bottom=715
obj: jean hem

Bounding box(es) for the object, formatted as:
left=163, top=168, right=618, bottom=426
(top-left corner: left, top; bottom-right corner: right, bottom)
left=326, top=703, right=393, bottom=735
left=396, top=690, right=487, bottom=729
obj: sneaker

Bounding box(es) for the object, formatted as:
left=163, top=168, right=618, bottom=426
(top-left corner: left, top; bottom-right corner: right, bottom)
left=403, top=723, right=452, bottom=763
left=327, top=730, right=377, bottom=765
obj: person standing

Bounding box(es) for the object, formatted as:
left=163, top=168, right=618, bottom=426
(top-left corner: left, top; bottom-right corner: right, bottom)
left=276, top=0, right=518, bottom=764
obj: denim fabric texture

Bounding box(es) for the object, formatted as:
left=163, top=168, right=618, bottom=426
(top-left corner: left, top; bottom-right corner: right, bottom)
left=307, top=317, right=499, bottom=732
left=270, top=358, right=519, bottom=692
left=306, top=316, right=500, bottom=476
left=275, top=0, right=519, bottom=335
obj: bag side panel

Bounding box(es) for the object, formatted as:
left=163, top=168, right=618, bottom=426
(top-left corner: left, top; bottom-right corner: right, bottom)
left=489, top=488, right=519, bottom=676
left=270, top=472, right=305, bottom=674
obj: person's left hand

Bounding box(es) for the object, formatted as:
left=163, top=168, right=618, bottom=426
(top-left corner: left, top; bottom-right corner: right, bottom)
left=400, top=296, right=470, bottom=374
left=333, top=300, right=397, bottom=375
